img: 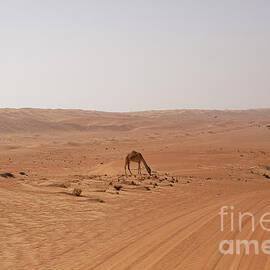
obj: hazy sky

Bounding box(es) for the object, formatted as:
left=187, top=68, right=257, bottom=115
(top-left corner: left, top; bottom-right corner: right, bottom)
left=1, top=0, right=269, bottom=111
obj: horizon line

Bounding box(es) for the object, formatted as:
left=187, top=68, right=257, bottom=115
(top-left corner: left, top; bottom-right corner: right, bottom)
left=0, top=107, right=269, bottom=113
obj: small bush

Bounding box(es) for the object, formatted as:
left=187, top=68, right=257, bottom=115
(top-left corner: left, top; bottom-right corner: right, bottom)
left=72, top=188, right=82, bottom=196
left=114, top=185, right=122, bottom=191
left=0, top=173, right=15, bottom=178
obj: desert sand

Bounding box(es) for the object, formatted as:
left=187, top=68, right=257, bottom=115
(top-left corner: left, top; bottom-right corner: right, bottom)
left=1, top=108, right=270, bottom=270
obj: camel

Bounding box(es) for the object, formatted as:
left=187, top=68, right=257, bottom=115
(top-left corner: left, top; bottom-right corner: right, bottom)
left=125, top=151, right=151, bottom=176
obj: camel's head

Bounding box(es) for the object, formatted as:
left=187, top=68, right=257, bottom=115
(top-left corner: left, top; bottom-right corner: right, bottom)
left=147, top=166, right=151, bottom=176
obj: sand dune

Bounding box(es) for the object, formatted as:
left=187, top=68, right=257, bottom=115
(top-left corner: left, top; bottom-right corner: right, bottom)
left=0, top=109, right=270, bottom=269
left=0, top=108, right=269, bottom=133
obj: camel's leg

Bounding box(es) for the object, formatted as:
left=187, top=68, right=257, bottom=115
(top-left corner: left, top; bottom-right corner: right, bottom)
left=138, top=161, right=141, bottom=175
left=128, top=161, right=132, bottom=175
left=125, top=158, right=129, bottom=176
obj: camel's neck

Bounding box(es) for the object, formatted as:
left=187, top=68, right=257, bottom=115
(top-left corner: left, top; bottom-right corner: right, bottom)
left=141, top=156, right=149, bottom=170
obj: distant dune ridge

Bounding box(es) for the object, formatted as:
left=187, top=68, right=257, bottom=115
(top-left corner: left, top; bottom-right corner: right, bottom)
left=0, top=108, right=269, bottom=133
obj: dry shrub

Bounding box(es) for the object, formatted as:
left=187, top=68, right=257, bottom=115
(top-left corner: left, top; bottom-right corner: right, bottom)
left=72, top=188, right=82, bottom=196
left=0, top=173, right=15, bottom=178
left=114, top=185, right=122, bottom=191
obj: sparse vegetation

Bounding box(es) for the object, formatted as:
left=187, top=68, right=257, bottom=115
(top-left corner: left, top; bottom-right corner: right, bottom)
left=0, top=173, right=15, bottom=178
left=72, top=188, right=82, bottom=196
left=114, top=185, right=122, bottom=191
